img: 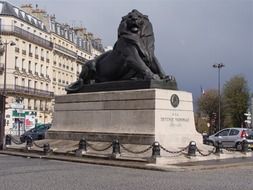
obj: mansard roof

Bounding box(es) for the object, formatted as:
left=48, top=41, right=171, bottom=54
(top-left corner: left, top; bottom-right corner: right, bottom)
left=0, top=1, right=48, bottom=32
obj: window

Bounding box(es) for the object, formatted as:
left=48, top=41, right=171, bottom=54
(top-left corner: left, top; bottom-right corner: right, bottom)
left=217, top=129, right=229, bottom=137
left=46, top=66, right=48, bottom=75
left=28, top=61, right=31, bottom=72
left=22, top=78, right=25, bottom=86
left=15, top=57, right=18, bottom=68
left=34, top=81, right=37, bottom=89
left=229, top=129, right=239, bottom=136
left=29, top=44, right=32, bottom=53
left=35, top=63, right=37, bottom=72
left=28, top=80, right=31, bottom=89
left=14, top=77, right=18, bottom=86
left=21, top=59, right=25, bottom=70
left=40, top=64, right=43, bottom=73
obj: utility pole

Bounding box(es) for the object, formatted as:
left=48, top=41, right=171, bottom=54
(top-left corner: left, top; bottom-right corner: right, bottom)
left=0, top=40, right=16, bottom=150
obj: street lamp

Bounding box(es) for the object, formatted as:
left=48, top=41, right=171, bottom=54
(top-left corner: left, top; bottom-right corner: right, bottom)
left=0, top=40, right=16, bottom=150
left=212, top=63, right=225, bottom=132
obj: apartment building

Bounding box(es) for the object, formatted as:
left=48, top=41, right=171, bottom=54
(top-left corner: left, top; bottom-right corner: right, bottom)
left=0, top=1, right=104, bottom=134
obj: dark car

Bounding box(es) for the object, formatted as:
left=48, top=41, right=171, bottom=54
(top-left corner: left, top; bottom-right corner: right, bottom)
left=20, top=123, right=51, bottom=143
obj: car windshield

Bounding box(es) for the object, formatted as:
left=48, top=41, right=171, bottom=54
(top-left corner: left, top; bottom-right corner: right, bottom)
left=26, top=124, right=51, bottom=133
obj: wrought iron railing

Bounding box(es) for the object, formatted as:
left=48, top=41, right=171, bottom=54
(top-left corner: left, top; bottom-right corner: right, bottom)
left=0, top=25, right=53, bottom=50
left=0, top=84, right=54, bottom=98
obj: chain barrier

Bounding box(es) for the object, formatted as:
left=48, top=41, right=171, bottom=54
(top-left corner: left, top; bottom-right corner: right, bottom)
left=33, top=141, right=44, bottom=149
left=224, top=147, right=235, bottom=152
left=196, top=147, right=216, bottom=156
left=87, top=142, right=112, bottom=152
left=10, top=135, right=23, bottom=145
left=120, top=144, right=152, bottom=154
left=160, top=145, right=189, bottom=154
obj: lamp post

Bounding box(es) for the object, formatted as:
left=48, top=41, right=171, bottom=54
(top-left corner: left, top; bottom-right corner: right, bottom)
left=0, top=40, right=16, bottom=150
left=212, top=63, right=225, bottom=132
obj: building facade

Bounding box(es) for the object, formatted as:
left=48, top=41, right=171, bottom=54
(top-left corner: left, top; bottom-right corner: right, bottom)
left=0, top=1, right=104, bottom=134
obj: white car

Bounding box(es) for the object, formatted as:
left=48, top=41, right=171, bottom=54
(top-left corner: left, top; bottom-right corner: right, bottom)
left=207, top=128, right=253, bottom=150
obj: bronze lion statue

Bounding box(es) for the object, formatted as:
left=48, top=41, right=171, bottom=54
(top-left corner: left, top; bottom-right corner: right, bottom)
left=66, top=9, right=175, bottom=93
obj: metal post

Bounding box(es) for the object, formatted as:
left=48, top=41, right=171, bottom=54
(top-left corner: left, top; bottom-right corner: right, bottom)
left=188, top=141, right=196, bottom=156
left=75, top=138, right=87, bottom=156
left=5, top=134, right=11, bottom=146
left=215, top=139, right=223, bottom=154
left=241, top=140, right=248, bottom=153
left=26, top=135, right=33, bottom=150
left=213, top=63, right=225, bottom=132
left=43, top=143, right=50, bottom=155
left=112, top=139, right=120, bottom=157
left=152, top=141, right=160, bottom=157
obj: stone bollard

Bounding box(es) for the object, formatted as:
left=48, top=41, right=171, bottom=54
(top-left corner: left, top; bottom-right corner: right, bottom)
left=26, top=136, right=33, bottom=150
left=112, top=139, right=120, bottom=158
left=241, top=140, right=248, bottom=153
left=5, top=135, right=12, bottom=146
left=75, top=138, right=87, bottom=157
left=188, top=141, right=196, bottom=156
left=43, top=143, right=51, bottom=155
left=152, top=141, right=160, bottom=157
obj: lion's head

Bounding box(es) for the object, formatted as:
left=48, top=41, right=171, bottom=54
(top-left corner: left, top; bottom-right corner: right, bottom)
left=118, top=9, right=153, bottom=38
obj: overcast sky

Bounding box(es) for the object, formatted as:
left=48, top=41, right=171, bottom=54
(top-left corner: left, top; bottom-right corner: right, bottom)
left=9, top=0, right=253, bottom=99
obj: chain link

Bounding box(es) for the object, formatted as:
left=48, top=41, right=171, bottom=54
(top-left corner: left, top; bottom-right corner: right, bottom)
left=87, top=142, right=112, bottom=152
left=120, top=144, right=152, bottom=154
left=160, top=145, right=189, bottom=154
left=196, top=147, right=216, bottom=156
left=33, top=141, right=44, bottom=149
left=10, top=135, right=23, bottom=145
left=224, top=147, right=237, bottom=152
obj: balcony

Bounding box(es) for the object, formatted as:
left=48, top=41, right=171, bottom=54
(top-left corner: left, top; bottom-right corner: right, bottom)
left=0, top=84, right=54, bottom=99
left=54, top=44, right=77, bottom=58
left=35, top=54, right=39, bottom=59
left=29, top=52, right=33, bottom=57
left=0, top=25, right=53, bottom=50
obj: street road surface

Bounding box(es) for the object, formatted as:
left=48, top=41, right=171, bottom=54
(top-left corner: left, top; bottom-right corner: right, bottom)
left=0, top=154, right=252, bottom=190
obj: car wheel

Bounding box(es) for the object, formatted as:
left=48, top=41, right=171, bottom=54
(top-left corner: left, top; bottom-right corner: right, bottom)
left=38, top=135, right=43, bottom=140
left=209, top=141, right=214, bottom=146
left=236, top=142, right=242, bottom=151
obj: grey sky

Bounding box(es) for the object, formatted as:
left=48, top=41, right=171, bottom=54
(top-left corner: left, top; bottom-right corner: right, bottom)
left=9, top=0, right=253, bottom=98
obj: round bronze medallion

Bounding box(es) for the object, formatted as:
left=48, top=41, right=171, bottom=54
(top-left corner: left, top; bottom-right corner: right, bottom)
left=170, top=94, right=179, bottom=108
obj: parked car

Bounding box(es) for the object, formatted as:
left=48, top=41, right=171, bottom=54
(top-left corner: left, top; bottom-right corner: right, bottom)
left=20, top=123, right=51, bottom=143
left=206, top=128, right=253, bottom=150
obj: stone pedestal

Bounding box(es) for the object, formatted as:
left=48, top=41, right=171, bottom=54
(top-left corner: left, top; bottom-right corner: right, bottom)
left=48, top=89, right=202, bottom=149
